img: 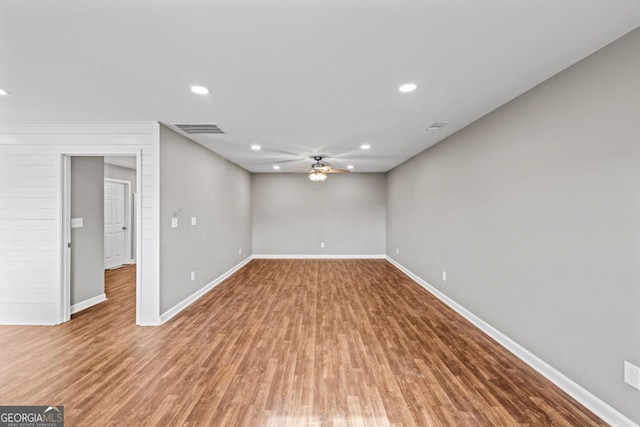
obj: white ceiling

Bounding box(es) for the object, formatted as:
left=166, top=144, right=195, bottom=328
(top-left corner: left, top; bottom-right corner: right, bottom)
left=1, top=0, right=639, bottom=173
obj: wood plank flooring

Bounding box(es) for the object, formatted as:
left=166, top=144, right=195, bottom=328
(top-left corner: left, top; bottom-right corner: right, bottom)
left=0, top=260, right=604, bottom=426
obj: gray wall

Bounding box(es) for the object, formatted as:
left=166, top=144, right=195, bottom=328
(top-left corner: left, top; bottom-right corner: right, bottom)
left=104, top=162, right=137, bottom=261
left=252, top=173, right=386, bottom=255
left=104, top=162, right=136, bottom=189
left=71, top=156, right=105, bottom=305
left=159, top=126, right=252, bottom=313
left=387, top=28, right=640, bottom=423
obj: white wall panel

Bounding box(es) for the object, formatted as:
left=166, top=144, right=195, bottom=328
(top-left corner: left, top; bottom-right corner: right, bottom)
left=0, top=122, right=161, bottom=325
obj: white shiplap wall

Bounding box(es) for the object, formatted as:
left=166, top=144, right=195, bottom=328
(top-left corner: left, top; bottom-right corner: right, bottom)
left=0, top=122, right=160, bottom=325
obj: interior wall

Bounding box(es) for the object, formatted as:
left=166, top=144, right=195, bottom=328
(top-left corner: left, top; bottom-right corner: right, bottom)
left=159, top=125, right=252, bottom=314
left=104, top=162, right=137, bottom=261
left=0, top=122, right=160, bottom=325
left=104, top=163, right=136, bottom=189
left=70, top=157, right=105, bottom=306
left=252, top=173, right=386, bottom=255
left=386, top=28, right=640, bottom=423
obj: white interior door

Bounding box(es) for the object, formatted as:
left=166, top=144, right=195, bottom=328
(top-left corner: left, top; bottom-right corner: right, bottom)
left=104, top=181, right=126, bottom=269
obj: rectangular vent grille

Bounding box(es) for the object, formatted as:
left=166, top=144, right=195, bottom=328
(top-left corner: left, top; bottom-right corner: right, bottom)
left=174, top=123, right=225, bottom=134
left=426, top=122, right=450, bottom=131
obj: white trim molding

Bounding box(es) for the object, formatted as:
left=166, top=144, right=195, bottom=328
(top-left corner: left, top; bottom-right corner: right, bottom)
left=70, top=294, right=107, bottom=315
left=252, top=254, right=386, bottom=259
left=0, top=318, right=59, bottom=326
left=159, top=256, right=253, bottom=324
left=385, top=256, right=638, bottom=427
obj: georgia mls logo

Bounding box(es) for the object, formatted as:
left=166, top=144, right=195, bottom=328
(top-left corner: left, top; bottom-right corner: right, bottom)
left=0, top=405, right=64, bottom=426
left=44, top=406, right=62, bottom=417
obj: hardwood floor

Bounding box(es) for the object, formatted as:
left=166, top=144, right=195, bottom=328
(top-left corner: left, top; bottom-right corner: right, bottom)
left=0, top=260, right=604, bottom=426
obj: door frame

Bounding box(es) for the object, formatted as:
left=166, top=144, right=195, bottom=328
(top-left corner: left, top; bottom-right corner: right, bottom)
left=60, top=152, right=142, bottom=324
left=104, top=178, right=133, bottom=267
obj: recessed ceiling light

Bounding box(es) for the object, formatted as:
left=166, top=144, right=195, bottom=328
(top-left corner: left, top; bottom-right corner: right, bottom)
left=190, top=85, right=209, bottom=95
left=251, top=144, right=261, bottom=151
left=347, top=165, right=354, bottom=169
left=273, top=165, right=280, bottom=170
left=0, top=89, right=9, bottom=96
left=360, top=144, right=371, bottom=150
left=399, top=83, right=417, bottom=93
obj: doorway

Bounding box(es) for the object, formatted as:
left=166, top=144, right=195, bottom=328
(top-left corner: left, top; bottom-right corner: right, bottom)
left=61, top=154, right=141, bottom=324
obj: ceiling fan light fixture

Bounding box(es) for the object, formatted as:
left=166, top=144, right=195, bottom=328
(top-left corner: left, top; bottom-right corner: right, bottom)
left=309, top=171, right=327, bottom=182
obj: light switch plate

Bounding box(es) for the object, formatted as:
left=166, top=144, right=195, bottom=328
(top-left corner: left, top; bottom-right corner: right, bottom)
left=191, top=217, right=197, bottom=226
left=171, top=218, right=178, bottom=228
left=71, top=218, right=83, bottom=228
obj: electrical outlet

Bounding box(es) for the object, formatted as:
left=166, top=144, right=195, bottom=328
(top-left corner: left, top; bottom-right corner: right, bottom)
left=320, top=242, right=325, bottom=248
left=624, top=361, right=640, bottom=390
left=396, top=248, right=399, bottom=255
left=238, top=248, right=242, bottom=255
left=442, top=271, right=447, bottom=282
left=171, top=218, right=178, bottom=229
left=191, top=217, right=197, bottom=226
left=190, top=271, right=195, bottom=281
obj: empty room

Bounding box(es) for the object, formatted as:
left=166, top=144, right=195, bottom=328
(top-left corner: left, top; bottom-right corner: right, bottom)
left=1, top=1, right=639, bottom=426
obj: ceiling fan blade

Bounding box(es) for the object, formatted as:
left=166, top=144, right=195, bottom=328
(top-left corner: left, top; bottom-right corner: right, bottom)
left=262, top=147, right=305, bottom=157
left=327, top=169, right=350, bottom=173
left=258, top=157, right=307, bottom=166
left=317, top=142, right=353, bottom=157
left=337, top=154, right=395, bottom=160
left=176, top=136, right=303, bottom=157
left=318, top=160, right=339, bottom=169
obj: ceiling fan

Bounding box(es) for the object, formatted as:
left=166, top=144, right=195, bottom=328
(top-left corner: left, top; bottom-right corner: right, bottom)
left=294, top=156, right=350, bottom=182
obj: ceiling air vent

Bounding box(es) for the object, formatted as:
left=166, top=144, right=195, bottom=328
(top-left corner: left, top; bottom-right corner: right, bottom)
left=426, top=122, right=450, bottom=131
left=174, top=123, right=225, bottom=134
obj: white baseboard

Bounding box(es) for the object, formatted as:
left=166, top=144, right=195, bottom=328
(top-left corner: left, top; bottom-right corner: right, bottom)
left=70, top=293, right=107, bottom=314
left=252, top=254, right=386, bottom=259
left=160, top=256, right=253, bottom=324
left=385, top=256, right=638, bottom=427
left=137, top=316, right=161, bottom=326
left=0, top=317, right=58, bottom=326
